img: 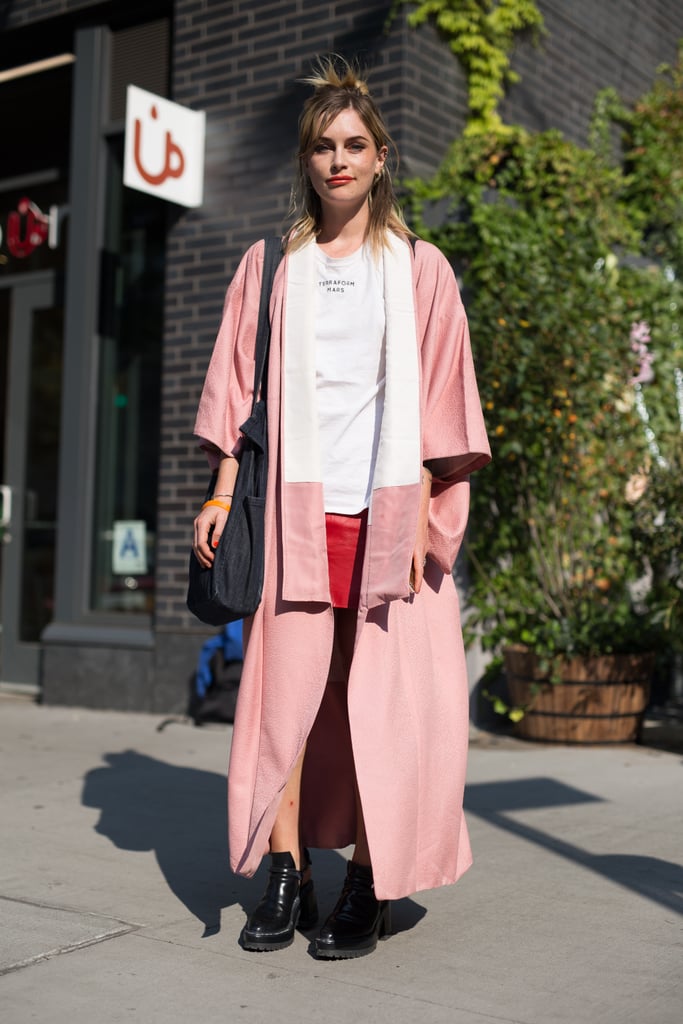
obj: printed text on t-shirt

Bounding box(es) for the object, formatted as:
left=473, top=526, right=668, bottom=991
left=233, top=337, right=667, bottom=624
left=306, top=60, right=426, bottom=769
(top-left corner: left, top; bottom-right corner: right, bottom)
left=319, top=279, right=356, bottom=294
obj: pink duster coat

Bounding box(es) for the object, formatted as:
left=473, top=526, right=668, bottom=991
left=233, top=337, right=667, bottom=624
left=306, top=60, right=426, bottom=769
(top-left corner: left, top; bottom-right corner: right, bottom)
left=194, top=236, right=491, bottom=901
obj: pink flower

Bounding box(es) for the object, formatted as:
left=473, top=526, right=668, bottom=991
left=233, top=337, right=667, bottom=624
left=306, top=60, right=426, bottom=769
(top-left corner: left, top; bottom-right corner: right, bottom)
left=632, top=353, right=655, bottom=384
left=625, top=474, right=648, bottom=503
left=629, top=320, right=655, bottom=384
left=630, top=321, right=651, bottom=346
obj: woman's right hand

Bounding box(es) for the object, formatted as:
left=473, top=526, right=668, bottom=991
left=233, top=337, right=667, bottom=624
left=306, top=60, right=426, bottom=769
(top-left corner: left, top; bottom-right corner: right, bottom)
left=193, top=454, right=239, bottom=567
left=193, top=503, right=230, bottom=568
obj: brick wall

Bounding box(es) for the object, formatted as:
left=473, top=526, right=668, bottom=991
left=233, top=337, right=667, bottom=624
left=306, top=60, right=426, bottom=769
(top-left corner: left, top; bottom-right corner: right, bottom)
left=503, top=0, right=683, bottom=140
left=1, top=0, right=94, bottom=26
left=0, top=0, right=177, bottom=27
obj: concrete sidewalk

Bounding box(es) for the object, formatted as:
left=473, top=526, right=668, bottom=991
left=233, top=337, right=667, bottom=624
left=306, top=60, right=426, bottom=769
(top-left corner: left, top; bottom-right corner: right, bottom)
left=0, top=695, right=681, bottom=1024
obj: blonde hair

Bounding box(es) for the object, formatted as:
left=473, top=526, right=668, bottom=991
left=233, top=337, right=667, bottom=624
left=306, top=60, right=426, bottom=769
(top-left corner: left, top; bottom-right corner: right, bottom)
left=285, top=56, right=412, bottom=255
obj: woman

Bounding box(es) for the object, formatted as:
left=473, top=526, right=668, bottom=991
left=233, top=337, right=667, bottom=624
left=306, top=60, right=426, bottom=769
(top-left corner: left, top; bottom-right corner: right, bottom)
left=193, top=58, right=491, bottom=959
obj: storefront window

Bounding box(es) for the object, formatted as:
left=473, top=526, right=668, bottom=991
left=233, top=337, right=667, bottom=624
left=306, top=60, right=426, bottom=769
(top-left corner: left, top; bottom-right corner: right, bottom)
left=91, top=139, right=164, bottom=614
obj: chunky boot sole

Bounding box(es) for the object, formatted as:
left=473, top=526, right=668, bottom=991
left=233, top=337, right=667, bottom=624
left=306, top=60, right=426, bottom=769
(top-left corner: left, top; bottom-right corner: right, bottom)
left=241, top=886, right=302, bottom=951
left=241, top=930, right=298, bottom=952
left=242, top=937, right=297, bottom=951
left=241, top=888, right=318, bottom=950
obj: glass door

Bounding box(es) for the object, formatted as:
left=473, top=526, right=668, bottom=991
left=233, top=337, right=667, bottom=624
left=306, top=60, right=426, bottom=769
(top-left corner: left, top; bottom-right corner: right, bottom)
left=0, top=273, right=63, bottom=688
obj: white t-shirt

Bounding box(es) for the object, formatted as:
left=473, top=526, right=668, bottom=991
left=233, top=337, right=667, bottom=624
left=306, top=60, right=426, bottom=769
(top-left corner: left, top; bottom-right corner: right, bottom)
left=315, top=244, right=386, bottom=513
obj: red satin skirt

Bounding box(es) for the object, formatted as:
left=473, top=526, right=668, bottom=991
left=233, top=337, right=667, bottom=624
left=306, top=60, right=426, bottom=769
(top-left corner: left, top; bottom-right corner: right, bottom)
left=325, top=509, right=368, bottom=609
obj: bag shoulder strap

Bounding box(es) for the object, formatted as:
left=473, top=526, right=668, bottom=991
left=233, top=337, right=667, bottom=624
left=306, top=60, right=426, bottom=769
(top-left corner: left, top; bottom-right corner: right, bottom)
left=252, top=236, right=283, bottom=407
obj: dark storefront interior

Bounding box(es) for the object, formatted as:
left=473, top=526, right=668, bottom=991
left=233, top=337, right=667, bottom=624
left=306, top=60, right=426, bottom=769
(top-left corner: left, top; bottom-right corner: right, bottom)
left=1, top=13, right=168, bottom=691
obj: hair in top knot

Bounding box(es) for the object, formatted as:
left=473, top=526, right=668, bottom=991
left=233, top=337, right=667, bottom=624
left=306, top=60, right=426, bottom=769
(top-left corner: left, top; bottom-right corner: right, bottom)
left=286, top=54, right=412, bottom=254
left=300, top=54, right=371, bottom=96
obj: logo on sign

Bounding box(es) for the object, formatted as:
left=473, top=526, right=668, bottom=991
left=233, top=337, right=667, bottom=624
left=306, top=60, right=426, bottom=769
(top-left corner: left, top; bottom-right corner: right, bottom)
left=7, top=198, right=48, bottom=257
left=123, top=86, right=206, bottom=208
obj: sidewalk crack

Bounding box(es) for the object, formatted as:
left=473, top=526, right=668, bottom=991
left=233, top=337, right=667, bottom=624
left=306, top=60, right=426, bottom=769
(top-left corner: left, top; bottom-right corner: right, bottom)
left=0, top=894, right=141, bottom=977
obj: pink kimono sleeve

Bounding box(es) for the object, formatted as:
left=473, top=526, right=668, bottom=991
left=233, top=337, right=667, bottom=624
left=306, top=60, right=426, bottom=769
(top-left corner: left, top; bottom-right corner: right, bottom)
left=414, top=240, right=492, bottom=572
left=193, top=240, right=266, bottom=468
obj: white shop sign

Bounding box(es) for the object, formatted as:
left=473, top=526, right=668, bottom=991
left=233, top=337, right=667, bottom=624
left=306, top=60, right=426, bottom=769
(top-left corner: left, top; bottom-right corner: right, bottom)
left=112, top=520, right=148, bottom=575
left=123, top=85, right=206, bottom=208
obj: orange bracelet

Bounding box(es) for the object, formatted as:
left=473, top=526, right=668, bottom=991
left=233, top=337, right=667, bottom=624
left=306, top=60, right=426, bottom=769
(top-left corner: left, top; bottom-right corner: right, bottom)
left=202, top=499, right=232, bottom=513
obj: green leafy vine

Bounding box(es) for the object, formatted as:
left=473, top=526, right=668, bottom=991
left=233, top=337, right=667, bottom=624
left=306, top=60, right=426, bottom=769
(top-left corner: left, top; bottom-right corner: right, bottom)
left=389, top=0, right=544, bottom=134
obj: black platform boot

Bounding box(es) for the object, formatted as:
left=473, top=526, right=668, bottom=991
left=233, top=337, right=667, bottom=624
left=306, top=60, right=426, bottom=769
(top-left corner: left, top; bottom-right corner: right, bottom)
left=241, top=850, right=318, bottom=951
left=315, top=860, right=391, bottom=960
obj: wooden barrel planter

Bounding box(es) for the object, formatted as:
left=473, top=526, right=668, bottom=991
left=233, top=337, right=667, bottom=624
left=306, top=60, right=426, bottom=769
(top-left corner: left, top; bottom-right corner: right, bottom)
left=503, top=646, right=655, bottom=744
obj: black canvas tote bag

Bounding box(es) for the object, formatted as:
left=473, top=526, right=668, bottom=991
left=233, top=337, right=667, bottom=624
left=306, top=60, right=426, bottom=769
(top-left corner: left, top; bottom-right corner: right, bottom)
left=187, top=236, right=282, bottom=625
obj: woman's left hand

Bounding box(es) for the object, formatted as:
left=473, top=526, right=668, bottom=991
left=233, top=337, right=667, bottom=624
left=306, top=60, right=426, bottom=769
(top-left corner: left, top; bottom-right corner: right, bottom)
left=410, top=466, right=432, bottom=594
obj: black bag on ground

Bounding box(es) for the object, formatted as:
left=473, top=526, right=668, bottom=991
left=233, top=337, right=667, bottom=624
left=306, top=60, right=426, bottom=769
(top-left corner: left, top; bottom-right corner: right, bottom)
left=187, top=237, right=282, bottom=626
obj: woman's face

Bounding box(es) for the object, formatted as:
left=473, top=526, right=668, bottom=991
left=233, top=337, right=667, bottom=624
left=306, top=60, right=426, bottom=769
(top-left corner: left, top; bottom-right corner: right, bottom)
left=305, top=107, right=387, bottom=214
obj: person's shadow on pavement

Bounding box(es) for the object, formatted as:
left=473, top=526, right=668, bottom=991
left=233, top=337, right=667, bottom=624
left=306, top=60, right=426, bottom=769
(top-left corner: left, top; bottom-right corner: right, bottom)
left=81, top=750, right=426, bottom=940
left=82, top=750, right=242, bottom=936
